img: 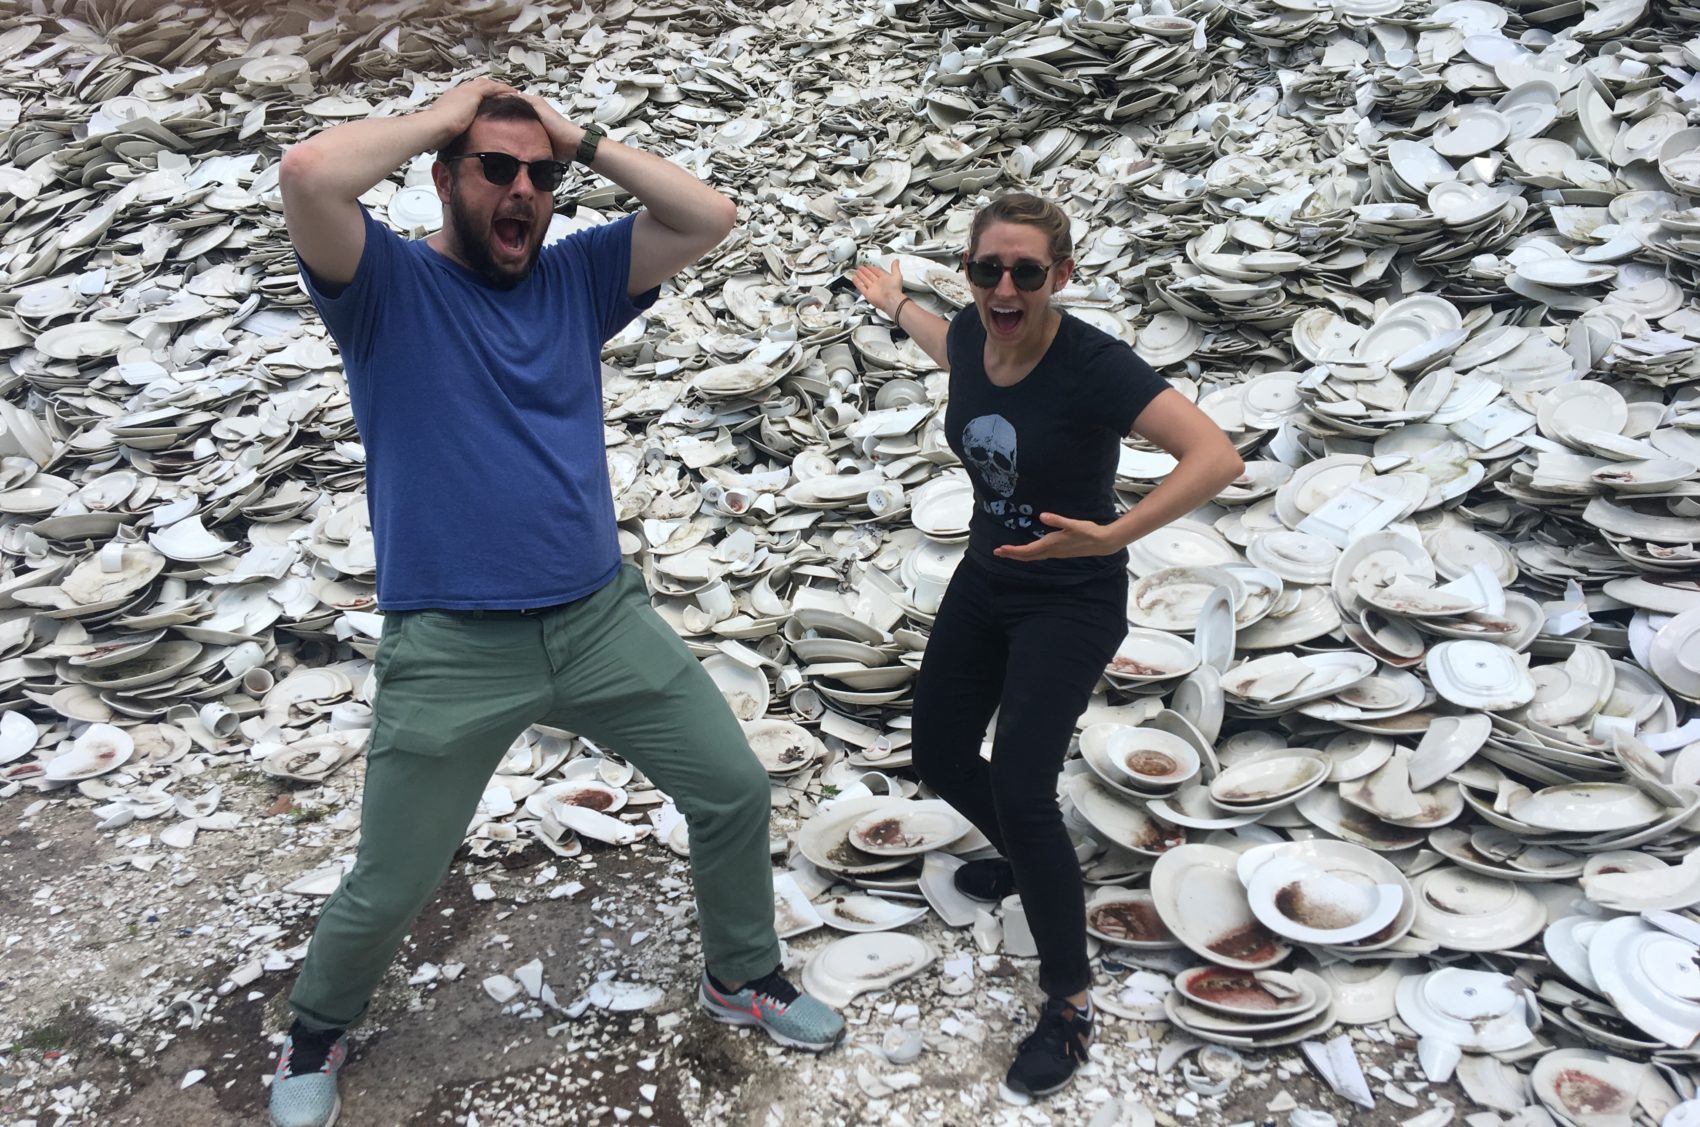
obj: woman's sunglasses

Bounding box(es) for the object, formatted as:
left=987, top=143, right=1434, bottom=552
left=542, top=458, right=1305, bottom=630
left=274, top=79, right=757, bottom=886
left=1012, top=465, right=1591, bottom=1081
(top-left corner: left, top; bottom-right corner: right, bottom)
left=442, top=151, right=570, bottom=192
left=964, top=258, right=1056, bottom=291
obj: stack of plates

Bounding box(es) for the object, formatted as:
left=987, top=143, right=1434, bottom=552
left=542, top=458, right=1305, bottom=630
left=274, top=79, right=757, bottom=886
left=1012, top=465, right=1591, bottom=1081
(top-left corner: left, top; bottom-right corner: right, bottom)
left=1164, top=965, right=1337, bottom=1047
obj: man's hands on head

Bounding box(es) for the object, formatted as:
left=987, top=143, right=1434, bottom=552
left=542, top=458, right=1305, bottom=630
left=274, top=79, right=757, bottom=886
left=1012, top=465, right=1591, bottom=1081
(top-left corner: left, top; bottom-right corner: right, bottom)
left=281, top=73, right=528, bottom=288
left=515, top=93, right=585, bottom=163
left=426, top=76, right=520, bottom=143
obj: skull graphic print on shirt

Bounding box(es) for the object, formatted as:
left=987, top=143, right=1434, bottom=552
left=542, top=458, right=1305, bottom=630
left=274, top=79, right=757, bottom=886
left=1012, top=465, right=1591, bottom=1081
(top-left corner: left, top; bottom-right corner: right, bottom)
left=961, top=414, right=1019, bottom=497
left=941, top=306, right=1172, bottom=582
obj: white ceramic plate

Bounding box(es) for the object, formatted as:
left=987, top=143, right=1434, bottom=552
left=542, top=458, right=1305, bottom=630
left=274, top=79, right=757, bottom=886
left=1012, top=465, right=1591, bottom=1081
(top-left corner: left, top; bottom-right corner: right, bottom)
left=917, top=852, right=979, bottom=928
left=1426, top=640, right=1535, bottom=710
left=1128, top=566, right=1248, bottom=632
left=1174, top=965, right=1318, bottom=1019
left=1106, top=627, right=1202, bottom=682
left=1406, top=713, right=1492, bottom=790
left=802, top=932, right=937, bottom=1009
left=742, top=718, right=826, bottom=776
left=1587, top=917, right=1700, bottom=1049
left=1409, top=867, right=1546, bottom=951
left=1151, top=843, right=1292, bottom=970
left=1106, top=726, right=1201, bottom=790
left=1170, top=664, right=1224, bottom=745
left=1236, top=839, right=1416, bottom=951
left=1242, top=864, right=1394, bottom=953
left=1069, top=774, right=1189, bottom=855
left=815, top=892, right=930, bottom=933
left=794, top=796, right=921, bottom=876
left=1209, top=755, right=1329, bottom=812
left=1395, top=967, right=1535, bottom=1052
left=1085, top=888, right=1182, bottom=949
left=1194, top=585, right=1236, bottom=671
left=849, top=801, right=973, bottom=856
left=1507, top=783, right=1666, bottom=834
left=1146, top=782, right=1263, bottom=830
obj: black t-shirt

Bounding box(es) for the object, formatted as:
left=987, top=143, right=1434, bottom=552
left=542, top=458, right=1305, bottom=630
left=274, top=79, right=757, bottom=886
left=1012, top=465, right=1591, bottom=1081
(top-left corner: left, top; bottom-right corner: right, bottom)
left=943, top=307, right=1170, bottom=583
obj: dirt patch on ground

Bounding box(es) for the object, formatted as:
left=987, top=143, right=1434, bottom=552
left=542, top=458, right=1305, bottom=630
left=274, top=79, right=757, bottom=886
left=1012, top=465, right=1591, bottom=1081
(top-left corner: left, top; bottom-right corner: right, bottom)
left=3, top=781, right=1479, bottom=1127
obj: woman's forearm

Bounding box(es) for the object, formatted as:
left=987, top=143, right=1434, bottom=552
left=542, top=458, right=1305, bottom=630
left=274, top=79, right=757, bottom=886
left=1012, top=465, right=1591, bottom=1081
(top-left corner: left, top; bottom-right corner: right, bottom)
left=891, top=299, right=950, bottom=369
left=1109, top=447, right=1244, bottom=549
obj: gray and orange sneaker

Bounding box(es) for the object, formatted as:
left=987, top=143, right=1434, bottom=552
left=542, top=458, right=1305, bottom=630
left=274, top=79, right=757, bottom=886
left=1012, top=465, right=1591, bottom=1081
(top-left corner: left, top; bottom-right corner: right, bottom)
left=268, top=1022, right=349, bottom=1127
left=698, top=967, right=845, bottom=1051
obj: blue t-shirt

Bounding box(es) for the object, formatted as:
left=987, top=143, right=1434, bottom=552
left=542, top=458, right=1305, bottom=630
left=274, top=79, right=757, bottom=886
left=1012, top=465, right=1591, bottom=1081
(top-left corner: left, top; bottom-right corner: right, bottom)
left=299, top=208, right=656, bottom=611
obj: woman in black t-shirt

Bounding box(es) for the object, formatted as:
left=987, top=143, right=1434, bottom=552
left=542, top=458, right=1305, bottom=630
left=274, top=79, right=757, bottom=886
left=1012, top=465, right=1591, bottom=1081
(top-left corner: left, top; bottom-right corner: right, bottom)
left=853, top=193, right=1244, bottom=1098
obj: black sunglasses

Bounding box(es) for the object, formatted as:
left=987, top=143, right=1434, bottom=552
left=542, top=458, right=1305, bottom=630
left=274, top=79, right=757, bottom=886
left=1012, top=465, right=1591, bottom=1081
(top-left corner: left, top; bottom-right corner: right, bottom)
left=443, top=151, right=570, bottom=192
left=964, top=258, right=1056, bottom=291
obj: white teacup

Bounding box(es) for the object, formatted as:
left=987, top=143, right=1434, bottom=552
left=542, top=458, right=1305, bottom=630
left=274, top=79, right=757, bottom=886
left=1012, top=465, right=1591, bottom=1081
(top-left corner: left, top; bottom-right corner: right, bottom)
left=198, top=703, right=239, bottom=739
left=1001, top=894, right=1038, bottom=958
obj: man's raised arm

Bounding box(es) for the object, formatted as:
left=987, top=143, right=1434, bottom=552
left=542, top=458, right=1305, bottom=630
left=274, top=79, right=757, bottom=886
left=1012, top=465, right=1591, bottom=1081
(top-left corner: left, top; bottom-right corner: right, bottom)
left=279, top=77, right=517, bottom=288
left=520, top=95, right=737, bottom=297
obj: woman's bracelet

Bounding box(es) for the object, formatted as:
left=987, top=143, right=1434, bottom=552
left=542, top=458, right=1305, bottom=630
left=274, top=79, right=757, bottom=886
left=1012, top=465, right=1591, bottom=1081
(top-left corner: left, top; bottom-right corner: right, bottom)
left=891, top=296, right=914, bottom=328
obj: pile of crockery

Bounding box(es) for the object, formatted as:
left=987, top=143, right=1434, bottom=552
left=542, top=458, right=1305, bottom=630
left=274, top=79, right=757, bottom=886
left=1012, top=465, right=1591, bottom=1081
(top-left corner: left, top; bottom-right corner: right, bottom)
left=6, top=0, right=1700, bottom=1119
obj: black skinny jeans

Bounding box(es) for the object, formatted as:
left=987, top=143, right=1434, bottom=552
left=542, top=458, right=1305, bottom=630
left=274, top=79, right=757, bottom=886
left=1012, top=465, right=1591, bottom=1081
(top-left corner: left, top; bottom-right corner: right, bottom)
left=912, top=556, right=1129, bottom=999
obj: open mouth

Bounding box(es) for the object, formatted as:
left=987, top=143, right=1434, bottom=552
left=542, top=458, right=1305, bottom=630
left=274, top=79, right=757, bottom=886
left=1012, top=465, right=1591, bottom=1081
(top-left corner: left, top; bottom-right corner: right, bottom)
left=493, top=217, right=528, bottom=254
left=989, top=307, right=1023, bottom=333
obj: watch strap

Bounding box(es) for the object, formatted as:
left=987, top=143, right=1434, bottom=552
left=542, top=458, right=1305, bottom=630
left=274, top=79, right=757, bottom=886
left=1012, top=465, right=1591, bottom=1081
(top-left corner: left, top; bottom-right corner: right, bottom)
left=575, top=124, right=605, bottom=166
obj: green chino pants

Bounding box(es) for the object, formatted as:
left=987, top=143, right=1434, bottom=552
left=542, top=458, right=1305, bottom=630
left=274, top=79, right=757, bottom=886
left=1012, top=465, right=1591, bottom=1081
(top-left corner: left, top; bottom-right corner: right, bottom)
left=288, top=564, right=780, bottom=1031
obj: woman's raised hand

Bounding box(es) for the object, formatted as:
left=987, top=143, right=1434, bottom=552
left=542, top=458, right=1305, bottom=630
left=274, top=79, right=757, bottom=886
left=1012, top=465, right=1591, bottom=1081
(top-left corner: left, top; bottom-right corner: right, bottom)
left=851, top=261, right=905, bottom=318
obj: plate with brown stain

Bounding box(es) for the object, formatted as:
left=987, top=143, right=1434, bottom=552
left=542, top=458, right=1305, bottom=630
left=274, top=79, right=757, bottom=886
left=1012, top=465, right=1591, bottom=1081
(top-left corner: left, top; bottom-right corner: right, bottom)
left=815, top=892, right=929, bottom=933
left=1244, top=855, right=1405, bottom=946
left=1085, top=888, right=1183, bottom=950
left=1175, top=966, right=1319, bottom=1019
left=1151, top=843, right=1293, bottom=970
left=849, top=800, right=973, bottom=856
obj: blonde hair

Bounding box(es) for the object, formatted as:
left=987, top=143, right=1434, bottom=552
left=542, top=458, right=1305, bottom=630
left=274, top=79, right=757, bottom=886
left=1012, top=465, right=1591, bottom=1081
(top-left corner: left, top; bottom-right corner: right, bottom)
left=967, top=193, right=1073, bottom=262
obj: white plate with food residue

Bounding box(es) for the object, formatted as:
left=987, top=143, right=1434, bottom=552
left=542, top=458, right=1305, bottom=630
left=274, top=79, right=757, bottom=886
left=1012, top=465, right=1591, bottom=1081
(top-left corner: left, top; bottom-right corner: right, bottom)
left=815, top=892, right=929, bottom=933
left=1127, top=566, right=1248, bottom=632
left=1105, top=627, right=1201, bottom=683
left=1151, top=843, right=1292, bottom=970
left=849, top=800, right=972, bottom=856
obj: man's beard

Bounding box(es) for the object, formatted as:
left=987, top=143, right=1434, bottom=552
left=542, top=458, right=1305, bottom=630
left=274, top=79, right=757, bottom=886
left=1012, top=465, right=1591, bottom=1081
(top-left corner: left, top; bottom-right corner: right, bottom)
left=446, top=187, right=541, bottom=289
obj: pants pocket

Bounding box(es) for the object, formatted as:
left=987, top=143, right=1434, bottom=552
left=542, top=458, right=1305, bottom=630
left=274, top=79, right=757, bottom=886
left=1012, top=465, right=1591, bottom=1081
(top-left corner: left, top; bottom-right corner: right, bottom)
left=370, top=612, right=544, bottom=757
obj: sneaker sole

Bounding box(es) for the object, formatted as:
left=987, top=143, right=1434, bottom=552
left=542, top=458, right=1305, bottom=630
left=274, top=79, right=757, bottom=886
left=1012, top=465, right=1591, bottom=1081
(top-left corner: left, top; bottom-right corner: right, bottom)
left=269, top=1093, right=340, bottom=1127
left=953, top=885, right=1005, bottom=903
left=696, top=985, right=842, bottom=1053
left=1006, top=1073, right=1077, bottom=1099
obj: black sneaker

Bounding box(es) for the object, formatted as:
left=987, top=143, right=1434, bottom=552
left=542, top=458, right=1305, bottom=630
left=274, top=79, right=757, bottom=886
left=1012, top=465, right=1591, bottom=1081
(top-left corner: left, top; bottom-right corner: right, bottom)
left=953, top=858, right=1016, bottom=902
left=1005, top=996, right=1093, bottom=1097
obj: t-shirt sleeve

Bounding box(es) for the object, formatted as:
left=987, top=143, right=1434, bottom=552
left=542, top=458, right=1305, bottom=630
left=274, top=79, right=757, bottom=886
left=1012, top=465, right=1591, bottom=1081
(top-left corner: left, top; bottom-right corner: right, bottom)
left=1093, top=337, right=1172, bottom=436
left=550, top=212, right=659, bottom=343
left=944, top=306, right=978, bottom=374
left=295, top=206, right=399, bottom=370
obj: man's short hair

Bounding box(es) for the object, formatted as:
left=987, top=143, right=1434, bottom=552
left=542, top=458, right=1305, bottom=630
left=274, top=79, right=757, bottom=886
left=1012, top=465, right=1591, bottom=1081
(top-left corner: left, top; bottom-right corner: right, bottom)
left=438, top=94, right=544, bottom=161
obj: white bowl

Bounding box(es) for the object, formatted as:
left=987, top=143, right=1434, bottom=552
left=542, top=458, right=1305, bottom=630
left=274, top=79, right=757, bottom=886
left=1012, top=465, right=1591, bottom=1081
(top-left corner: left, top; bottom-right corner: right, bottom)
left=1106, top=727, right=1201, bottom=790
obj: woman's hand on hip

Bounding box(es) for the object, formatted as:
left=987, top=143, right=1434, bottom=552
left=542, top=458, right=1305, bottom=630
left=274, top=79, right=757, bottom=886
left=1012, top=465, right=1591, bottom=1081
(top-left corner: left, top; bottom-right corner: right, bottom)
left=992, top=514, right=1124, bottom=561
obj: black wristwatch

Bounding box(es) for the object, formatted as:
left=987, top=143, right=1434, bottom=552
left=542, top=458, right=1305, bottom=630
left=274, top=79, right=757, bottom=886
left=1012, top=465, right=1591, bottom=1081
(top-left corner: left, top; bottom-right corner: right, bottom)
left=575, top=124, right=605, bottom=166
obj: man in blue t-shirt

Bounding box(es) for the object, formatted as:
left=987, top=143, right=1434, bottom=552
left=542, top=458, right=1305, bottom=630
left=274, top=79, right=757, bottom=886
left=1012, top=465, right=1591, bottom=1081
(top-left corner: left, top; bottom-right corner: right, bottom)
left=267, top=77, right=842, bottom=1127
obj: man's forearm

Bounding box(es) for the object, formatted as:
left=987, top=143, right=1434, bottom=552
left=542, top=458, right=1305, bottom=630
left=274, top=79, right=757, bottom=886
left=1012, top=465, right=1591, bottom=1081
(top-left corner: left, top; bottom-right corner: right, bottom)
left=582, top=137, right=732, bottom=239
left=282, top=112, right=452, bottom=204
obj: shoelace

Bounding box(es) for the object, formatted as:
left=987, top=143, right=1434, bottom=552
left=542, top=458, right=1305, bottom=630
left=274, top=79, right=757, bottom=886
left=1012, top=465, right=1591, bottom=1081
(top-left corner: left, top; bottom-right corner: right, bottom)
left=1020, top=999, right=1092, bottom=1063
left=285, top=1023, right=344, bottom=1076
left=741, top=968, right=800, bottom=1007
